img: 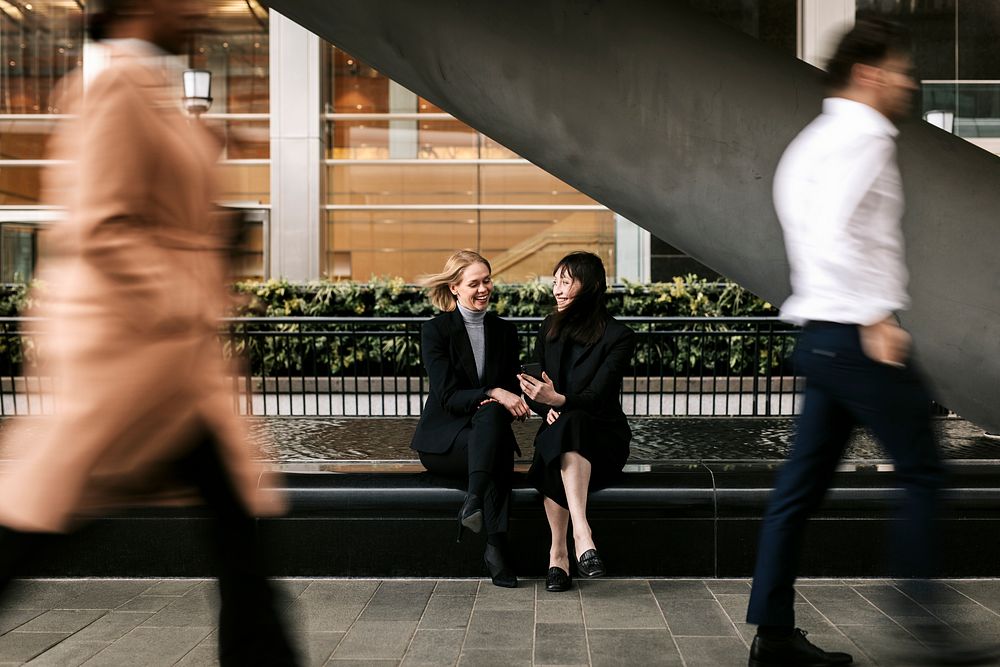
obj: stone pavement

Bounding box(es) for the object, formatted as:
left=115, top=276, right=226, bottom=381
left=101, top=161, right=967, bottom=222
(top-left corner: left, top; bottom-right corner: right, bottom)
left=2, top=578, right=1000, bottom=666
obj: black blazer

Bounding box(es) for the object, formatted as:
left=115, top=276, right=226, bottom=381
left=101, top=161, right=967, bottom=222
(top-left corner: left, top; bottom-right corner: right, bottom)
left=410, top=309, right=521, bottom=454
left=524, top=315, right=635, bottom=422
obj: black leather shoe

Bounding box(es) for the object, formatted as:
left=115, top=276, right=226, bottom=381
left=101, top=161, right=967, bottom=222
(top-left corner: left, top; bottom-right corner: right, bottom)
left=575, top=549, right=606, bottom=578
left=483, top=543, right=517, bottom=588
left=545, top=566, right=572, bottom=593
left=456, top=493, right=483, bottom=542
left=749, top=629, right=852, bottom=666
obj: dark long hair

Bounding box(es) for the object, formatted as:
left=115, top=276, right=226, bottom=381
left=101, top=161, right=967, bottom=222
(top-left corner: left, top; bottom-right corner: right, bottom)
left=86, top=0, right=134, bottom=42
left=546, top=251, right=609, bottom=346
left=824, top=18, right=911, bottom=92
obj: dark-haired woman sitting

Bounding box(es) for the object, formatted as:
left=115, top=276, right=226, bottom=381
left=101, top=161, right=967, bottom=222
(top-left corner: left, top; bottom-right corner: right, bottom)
left=519, top=251, right=635, bottom=593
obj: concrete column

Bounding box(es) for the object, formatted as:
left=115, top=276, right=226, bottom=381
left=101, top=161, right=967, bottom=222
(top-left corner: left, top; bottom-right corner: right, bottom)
left=269, top=10, right=323, bottom=280
left=389, top=81, right=418, bottom=158
left=614, top=214, right=650, bottom=283
left=798, top=0, right=855, bottom=68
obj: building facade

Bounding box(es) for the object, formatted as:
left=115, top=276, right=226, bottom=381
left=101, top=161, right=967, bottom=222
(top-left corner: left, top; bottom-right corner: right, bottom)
left=0, top=0, right=997, bottom=283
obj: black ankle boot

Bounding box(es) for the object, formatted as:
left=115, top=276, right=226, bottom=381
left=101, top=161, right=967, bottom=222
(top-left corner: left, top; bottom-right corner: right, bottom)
left=456, top=493, right=483, bottom=542
left=483, top=543, right=517, bottom=588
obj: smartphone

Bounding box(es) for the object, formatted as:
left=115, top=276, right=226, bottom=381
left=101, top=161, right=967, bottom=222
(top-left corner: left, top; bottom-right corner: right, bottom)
left=520, top=362, right=544, bottom=381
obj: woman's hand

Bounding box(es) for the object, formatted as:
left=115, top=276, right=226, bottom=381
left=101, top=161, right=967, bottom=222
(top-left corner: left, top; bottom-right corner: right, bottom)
left=519, top=371, right=566, bottom=407
left=486, top=387, right=530, bottom=421
left=546, top=408, right=560, bottom=425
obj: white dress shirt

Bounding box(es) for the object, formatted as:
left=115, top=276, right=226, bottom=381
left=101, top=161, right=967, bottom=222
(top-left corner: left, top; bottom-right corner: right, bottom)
left=774, top=97, right=909, bottom=326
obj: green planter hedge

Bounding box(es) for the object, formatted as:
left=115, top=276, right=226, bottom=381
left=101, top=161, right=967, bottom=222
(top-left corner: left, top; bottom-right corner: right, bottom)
left=0, top=278, right=794, bottom=378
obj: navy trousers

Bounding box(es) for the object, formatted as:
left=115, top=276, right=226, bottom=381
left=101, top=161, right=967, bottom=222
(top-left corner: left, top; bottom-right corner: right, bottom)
left=746, top=323, right=945, bottom=627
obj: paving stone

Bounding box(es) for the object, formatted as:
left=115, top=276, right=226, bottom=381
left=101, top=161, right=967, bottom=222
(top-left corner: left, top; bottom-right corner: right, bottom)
left=789, top=600, right=845, bottom=633
left=464, top=609, right=534, bottom=650
left=581, top=591, right=665, bottom=630
left=587, top=628, right=681, bottom=666
left=473, top=581, right=535, bottom=610
left=839, top=623, right=924, bottom=665
left=173, top=644, right=218, bottom=667
left=0, top=609, right=44, bottom=634
left=808, top=600, right=895, bottom=627
left=649, top=579, right=714, bottom=600
left=432, top=580, right=479, bottom=596
left=16, top=610, right=106, bottom=634
left=294, top=631, right=345, bottom=667
left=400, top=628, right=464, bottom=666
left=69, top=612, right=154, bottom=643
left=797, top=584, right=866, bottom=604
left=457, top=648, right=532, bottom=666
left=713, top=593, right=754, bottom=645
left=358, top=581, right=434, bottom=622
left=81, top=626, right=211, bottom=667
left=287, top=581, right=380, bottom=633
left=535, top=598, right=583, bottom=625
left=704, top=579, right=751, bottom=595
left=57, top=580, right=153, bottom=610
left=331, top=621, right=416, bottom=661
left=658, top=599, right=737, bottom=637
left=0, top=632, right=70, bottom=663
left=274, top=580, right=312, bottom=601
left=113, top=596, right=173, bottom=613
left=140, top=584, right=218, bottom=628
left=674, top=636, right=748, bottom=666
left=533, top=622, right=588, bottom=665
left=852, top=583, right=935, bottom=618
left=577, top=579, right=652, bottom=599
left=924, top=603, right=1000, bottom=638
left=142, top=580, right=205, bottom=597
left=2, top=582, right=80, bottom=610
left=324, top=661, right=399, bottom=666
left=417, top=594, right=474, bottom=630
left=25, top=640, right=112, bottom=667
left=891, top=580, right=971, bottom=605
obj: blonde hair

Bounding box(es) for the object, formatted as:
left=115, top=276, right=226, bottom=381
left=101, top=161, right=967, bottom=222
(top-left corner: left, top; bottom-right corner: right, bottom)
left=419, top=250, right=492, bottom=312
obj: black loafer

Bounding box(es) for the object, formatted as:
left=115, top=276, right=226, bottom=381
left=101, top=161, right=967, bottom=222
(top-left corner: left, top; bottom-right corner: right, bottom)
left=576, top=549, right=606, bottom=578
left=545, top=566, right=572, bottom=592
left=749, top=628, right=852, bottom=666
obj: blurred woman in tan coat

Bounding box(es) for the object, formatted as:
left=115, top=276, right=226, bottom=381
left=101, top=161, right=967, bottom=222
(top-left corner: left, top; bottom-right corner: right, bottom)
left=0, top=1, right=297, bottom=664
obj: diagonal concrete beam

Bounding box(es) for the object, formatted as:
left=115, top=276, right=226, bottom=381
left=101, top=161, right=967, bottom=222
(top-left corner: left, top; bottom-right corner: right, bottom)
left=263, top=1, right=1000, bottom=432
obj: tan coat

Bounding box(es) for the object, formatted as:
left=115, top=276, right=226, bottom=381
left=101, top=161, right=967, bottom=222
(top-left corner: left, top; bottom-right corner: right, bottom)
left=0, top=45, right=284, bottom=533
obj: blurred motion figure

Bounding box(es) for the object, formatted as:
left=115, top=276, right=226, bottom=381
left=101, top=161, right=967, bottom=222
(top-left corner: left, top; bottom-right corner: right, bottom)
left=0, top=1, right=297, bottom=664
left=746, top=18, right=993, bottom=667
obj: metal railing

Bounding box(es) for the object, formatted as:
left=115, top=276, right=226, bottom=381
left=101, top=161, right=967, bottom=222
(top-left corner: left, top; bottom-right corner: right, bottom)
left=0, top=316, right=802, bottom=418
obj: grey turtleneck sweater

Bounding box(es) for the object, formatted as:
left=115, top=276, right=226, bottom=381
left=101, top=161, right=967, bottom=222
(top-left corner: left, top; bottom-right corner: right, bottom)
left=457, top=302, right=487, bottom=382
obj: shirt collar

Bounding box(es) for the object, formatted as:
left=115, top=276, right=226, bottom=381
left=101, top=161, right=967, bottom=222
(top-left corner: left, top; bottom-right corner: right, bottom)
left=822, top=97, right=899, bottom=138
left=101, top=38, right=171, bottom=59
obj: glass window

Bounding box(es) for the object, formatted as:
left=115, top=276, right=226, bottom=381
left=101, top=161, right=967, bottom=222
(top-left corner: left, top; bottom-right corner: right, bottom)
left=0, top=1, right=83, bottom=115
left=324, top=208, right=615, bottom=283
left=859, top=1, right=1000, bottom=143
left=0, top=165, right=42, bottom=205
left=188, top=2, right=269, bottom=114
left=0, top=223, right=37, bottom=283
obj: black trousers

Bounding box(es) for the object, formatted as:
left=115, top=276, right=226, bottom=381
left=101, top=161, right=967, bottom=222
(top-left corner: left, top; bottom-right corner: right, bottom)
left=419, top=401, right=515, bottom=535
left=0, top=428, right=298, bottom=667
left=746, top=323, right=946, bottom=628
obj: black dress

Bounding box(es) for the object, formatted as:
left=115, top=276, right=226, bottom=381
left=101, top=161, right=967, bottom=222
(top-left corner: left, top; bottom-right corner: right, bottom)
left=525, top=316, right=635, bottom=508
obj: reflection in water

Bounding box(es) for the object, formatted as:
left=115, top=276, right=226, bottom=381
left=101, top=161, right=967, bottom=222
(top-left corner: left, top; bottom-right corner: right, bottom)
left=2, top=417, right=995, bottom=463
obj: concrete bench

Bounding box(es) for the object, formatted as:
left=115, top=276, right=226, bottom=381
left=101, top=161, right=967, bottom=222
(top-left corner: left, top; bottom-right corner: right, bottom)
left=17, top=461, right=1000, bottom=578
